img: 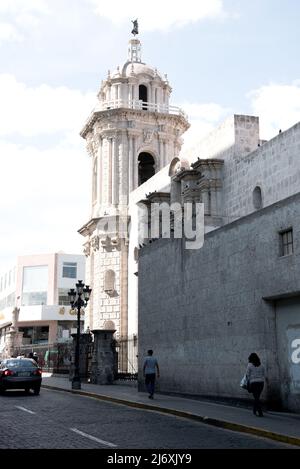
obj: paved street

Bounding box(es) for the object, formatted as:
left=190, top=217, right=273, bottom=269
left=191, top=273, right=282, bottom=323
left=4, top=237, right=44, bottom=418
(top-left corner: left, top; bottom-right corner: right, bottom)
left=0, top=388, right=295, bottom=449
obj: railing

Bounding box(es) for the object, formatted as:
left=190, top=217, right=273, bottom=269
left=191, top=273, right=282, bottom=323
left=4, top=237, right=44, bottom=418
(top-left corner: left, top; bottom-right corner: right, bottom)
left=93, top=99, right=187, bottom=118
left=13, top=343, right=72, bottom=374
left=115, top=335, right=138, bottom=381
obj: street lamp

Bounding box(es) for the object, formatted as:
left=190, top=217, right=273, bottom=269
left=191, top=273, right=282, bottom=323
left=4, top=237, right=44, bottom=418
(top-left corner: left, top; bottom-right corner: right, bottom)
left=68, top=280, right=92, bottom=390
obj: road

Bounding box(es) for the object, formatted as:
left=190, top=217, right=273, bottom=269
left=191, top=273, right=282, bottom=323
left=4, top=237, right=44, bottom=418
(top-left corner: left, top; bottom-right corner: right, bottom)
left=0, top=388, right=295, bottom=449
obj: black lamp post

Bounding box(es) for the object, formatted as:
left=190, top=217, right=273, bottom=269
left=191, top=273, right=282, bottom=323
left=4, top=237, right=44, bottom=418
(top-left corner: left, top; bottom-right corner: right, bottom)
left=68, top=280, right=92, bottom=390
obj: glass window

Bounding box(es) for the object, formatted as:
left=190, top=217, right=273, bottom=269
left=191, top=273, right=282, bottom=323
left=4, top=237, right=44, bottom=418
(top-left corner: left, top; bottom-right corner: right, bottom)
left=22, top=265, right=48, bottom=306
left=280, top=229, right=293, bottom=257
left=18, top=326, right=49, bottom=345
left=62, top=262, right=77, bottom=279
left=58, top=289, right=71, bottom=305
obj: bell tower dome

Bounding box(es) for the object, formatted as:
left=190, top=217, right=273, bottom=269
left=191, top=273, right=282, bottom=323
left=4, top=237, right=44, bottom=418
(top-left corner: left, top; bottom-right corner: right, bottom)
left=79, top=28, right=189, bottom=339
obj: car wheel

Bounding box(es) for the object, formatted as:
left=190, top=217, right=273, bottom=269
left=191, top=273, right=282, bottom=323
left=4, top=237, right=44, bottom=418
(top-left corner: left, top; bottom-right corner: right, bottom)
left=33, top=386, right=40, bottom=395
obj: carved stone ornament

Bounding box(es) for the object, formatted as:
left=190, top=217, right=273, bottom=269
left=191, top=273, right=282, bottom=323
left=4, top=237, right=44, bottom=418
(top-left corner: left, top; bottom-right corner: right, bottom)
left=143, top=130, right=154, bottom=143
left=91, top=235, right=100, bottom=251
left=86, top=136, right=99, bottom=157
left=83, top=242, right=91, bottom=257
left=100, top=235, right=120, bottom=249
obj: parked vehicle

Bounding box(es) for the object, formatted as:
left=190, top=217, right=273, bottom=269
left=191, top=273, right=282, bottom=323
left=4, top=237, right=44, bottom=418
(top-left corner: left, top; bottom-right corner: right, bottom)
left=0, top=358, right=42, bottom=395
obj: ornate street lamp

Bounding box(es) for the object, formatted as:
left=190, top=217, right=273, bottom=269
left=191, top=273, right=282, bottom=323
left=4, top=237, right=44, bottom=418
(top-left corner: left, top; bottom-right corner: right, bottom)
left=68, top=280, right=92, bottom=390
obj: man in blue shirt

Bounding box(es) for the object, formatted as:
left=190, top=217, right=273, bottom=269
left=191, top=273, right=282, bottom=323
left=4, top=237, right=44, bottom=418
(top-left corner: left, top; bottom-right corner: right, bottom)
left=143, top=349, right=160, bottom=399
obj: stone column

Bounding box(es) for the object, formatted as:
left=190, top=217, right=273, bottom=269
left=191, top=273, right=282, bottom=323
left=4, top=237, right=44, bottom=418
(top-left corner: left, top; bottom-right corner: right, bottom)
left=119, top=131, right=128, bottom=207
left=108, top=138, right=113, bottom=205
left=202, top=186, right=210, bottom=215
left=170, top=176, right=182, bottom=206
left=98, top=137, right=103, bottom=206
left=111, top=138, right=116, bottom=206
left=210, top=182, right=218, bottom=217
left=128, top=135, right=133, bottom=193
left=90, top=329, right=117, bottom=384
left=113, top=135, right=119, bottom=206
left=163, top=141, right=167, bottom=167
left=69, top=333, right=92, bottom=381
left=133, top=137, right=138, bottom=189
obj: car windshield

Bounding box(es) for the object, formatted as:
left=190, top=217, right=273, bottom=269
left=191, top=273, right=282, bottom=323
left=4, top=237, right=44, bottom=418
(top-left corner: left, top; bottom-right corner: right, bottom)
left=3, top=359, right=37, bottom=369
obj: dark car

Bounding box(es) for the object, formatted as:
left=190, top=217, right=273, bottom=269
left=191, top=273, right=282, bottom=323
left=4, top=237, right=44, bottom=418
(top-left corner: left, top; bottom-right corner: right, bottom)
left=0, top=358, right=42, bottom=395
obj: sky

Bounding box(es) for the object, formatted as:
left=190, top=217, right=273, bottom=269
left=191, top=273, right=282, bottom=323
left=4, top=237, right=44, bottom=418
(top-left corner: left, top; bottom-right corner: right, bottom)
left=0, top=0, right=300, bottom=271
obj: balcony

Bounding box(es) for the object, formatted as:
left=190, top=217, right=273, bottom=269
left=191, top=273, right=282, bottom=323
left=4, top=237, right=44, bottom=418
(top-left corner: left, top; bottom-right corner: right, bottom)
left=98, top=99, right=187, bottom=118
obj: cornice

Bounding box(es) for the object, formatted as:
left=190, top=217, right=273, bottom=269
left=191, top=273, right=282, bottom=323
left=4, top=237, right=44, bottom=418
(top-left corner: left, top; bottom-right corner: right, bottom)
left=80, top=108, right=189, bottom=139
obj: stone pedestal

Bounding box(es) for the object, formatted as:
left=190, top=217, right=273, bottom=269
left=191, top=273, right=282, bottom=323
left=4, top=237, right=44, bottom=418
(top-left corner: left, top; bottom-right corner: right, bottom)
left=90, top=329, right=117, bottom=385
left=69, top=333, right=93, bottom=381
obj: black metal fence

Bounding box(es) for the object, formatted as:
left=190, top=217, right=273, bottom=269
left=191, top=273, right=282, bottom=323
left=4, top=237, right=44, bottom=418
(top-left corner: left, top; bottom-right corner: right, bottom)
left=116, top=335, right=138, bottom=380
left=14, top=342, right=73, bottom=374
left=13, top=334, right=139, bottom=381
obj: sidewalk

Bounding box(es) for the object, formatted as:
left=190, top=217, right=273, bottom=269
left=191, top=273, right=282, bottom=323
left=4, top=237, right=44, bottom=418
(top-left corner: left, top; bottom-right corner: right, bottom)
left=42, top=375, right=300, bottom=447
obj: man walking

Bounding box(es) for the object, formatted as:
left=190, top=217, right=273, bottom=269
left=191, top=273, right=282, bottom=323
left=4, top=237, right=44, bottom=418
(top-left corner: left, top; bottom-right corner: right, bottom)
left=143, top=349, right=160, bottom=399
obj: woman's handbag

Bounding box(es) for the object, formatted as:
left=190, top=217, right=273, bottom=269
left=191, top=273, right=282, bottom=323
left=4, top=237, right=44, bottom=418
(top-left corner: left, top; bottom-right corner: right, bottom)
left=240, top=375, right=249, bottom=390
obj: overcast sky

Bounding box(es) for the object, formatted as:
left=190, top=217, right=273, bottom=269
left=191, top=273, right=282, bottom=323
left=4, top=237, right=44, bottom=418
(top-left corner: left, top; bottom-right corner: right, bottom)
left=0, top=0, right=300, bottom=271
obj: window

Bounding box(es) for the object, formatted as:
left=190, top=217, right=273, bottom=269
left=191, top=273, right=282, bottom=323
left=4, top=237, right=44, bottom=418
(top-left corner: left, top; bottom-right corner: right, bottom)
left=58, top=289, right=71, bottom=306
left=139, top=85, right=148, bottom=109
left=138, top=152, right=155, bottom=186
left=22, top=265, right=48, bottom=306
left=280, top=229, right=293, bottom=257
left=253, top=186, right=263, bottom=210
left=19, top=326, right=49, bottom=344
left=62, top=262, right=77, bottom=279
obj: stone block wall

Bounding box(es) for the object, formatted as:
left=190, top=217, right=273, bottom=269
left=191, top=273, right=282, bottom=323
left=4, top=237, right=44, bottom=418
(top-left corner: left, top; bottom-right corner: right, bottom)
left=138, top=192, right=300, bottom=409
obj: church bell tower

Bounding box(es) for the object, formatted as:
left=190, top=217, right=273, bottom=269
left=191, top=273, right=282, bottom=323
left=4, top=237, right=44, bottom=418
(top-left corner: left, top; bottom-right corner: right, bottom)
left=79, top=27, right=189, bottom=339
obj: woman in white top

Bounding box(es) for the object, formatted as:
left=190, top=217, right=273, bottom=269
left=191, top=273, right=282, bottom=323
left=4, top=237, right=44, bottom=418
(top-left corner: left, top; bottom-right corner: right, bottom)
left=245, top=353, right=265, bottom=417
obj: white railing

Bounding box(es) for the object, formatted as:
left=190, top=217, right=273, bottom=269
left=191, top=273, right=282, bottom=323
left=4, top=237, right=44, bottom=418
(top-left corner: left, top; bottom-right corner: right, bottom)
left=98, top=99, right=187, bottom=118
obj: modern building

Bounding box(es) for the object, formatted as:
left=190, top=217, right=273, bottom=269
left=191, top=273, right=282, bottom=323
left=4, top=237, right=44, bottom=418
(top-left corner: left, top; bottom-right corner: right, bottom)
left=0, top=252, right=85, bottom=358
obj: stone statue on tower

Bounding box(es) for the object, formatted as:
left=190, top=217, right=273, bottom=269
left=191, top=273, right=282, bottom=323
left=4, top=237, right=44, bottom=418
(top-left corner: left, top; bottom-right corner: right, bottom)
left=131, top=19, right=139, bottom=36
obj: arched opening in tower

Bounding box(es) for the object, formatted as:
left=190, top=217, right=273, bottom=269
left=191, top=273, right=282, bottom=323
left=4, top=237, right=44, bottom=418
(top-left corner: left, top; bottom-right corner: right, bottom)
left=139, top=85, right=148, bottom=109
left=138, top=152, right=155, bottom=186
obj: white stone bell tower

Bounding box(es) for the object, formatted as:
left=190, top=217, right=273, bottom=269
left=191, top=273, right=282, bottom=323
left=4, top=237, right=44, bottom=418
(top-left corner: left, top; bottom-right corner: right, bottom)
left=79, top=33, right=189, bottom=339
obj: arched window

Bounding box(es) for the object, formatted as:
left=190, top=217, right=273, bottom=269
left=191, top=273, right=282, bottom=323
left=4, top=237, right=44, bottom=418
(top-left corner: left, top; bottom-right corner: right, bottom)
left=138, top=152, right=155, bottom=186
left=104, top=270, right=115, bottom=294
left=139, top=85, right=148, bottom=109
left=253, top=186, right=263, bottom=210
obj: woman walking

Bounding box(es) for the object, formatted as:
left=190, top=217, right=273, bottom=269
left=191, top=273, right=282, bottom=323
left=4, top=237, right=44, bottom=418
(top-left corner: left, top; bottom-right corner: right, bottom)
left=246, top=353, right=265, bottom=417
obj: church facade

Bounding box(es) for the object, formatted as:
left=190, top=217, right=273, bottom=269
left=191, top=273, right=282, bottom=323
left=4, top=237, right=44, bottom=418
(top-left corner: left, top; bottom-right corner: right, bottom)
left=78, top=31, right=300, bottom=409
left=78, top=36, right=189, bottom=340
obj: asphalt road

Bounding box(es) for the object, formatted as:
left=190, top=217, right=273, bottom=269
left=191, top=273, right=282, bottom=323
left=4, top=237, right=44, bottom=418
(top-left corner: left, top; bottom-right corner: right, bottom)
left=0, top=387, right=295, bottom=449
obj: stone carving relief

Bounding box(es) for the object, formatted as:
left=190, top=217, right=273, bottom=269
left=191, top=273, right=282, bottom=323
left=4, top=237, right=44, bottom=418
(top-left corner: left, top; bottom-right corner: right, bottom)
left=91, top=235, right=100, bottom=251
left=83, top=242, right=91, bottom=257
left=143, top=130, right=154, bottom=143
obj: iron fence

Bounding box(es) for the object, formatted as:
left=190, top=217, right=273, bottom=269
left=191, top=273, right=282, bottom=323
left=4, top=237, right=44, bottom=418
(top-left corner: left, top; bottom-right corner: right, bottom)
left=115, top=335, right=138, bottom=380
left=14, top=342, right=73, bottom=374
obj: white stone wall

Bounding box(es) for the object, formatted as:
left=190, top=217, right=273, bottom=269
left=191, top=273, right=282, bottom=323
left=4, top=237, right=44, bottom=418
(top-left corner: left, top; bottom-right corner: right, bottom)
left=182, top=115, right=300, bottom=223
left=91, top=248, right=121, bottom=333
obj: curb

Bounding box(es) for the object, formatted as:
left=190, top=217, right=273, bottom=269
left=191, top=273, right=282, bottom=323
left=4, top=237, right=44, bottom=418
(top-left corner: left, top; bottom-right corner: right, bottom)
left=41, top=384, right=300, bottom=447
